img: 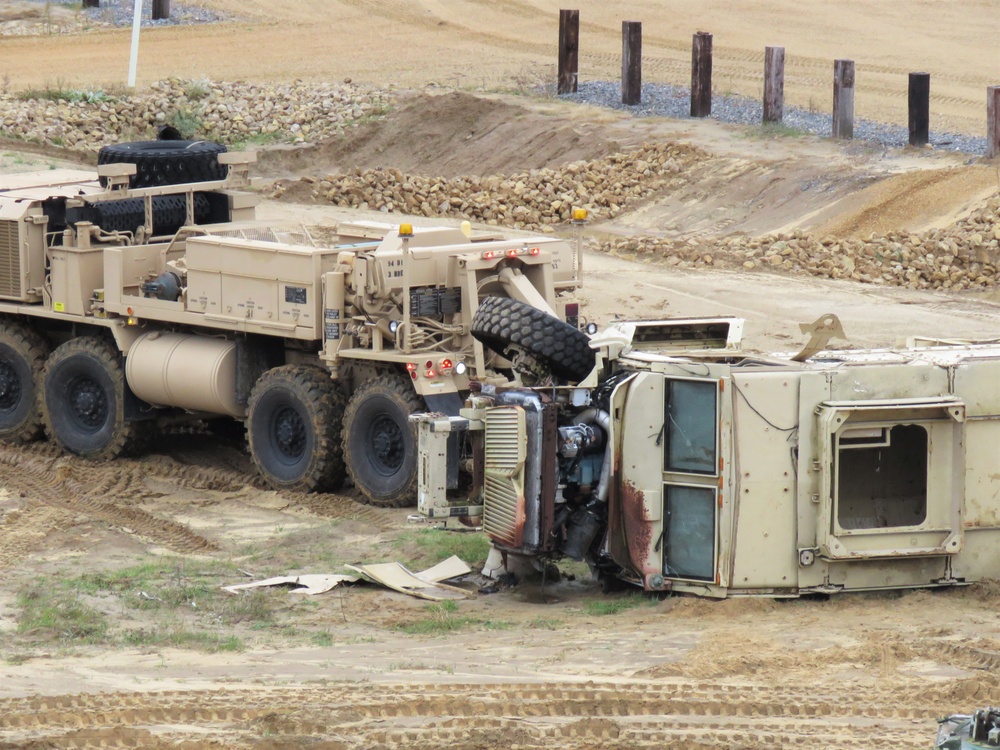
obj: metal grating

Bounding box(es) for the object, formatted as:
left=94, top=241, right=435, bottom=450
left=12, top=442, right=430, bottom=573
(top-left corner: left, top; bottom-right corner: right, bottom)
left=483, top=406, right=527, bottom=547
left=0, top=220, right=22, bottom=299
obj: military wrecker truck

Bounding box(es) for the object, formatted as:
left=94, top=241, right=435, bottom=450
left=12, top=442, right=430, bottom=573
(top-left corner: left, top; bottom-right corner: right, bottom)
left=0, top=140, right=591, bottom=506
left=419, top=312, right=1000, bottom=597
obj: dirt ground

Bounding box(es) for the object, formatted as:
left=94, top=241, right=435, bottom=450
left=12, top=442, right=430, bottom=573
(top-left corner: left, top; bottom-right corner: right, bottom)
left=1, top=0, right=999, bottom=134
left=3, top=4, right=1000, bottom=749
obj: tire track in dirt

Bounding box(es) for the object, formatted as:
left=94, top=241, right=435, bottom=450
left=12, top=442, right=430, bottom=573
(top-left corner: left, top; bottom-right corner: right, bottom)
left=0, top=501, right=74, bottom=571
left=0, top=438, right=395, bottom=553
left=0, top=681, right=950, bottom=749
left=0, top=446, right=217, bottom=555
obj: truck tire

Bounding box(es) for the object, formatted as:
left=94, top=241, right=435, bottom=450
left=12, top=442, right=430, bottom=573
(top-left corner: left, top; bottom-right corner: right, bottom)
left=471, top=296, right=595, bottom=382
left=0, top=322, right=49, bottom=443
left=97, top=140, right=228, bottom=189
left=342, top=375, right=423, bottom=508
left=42, top=337, right=138, bottom=460
left=248, top=365, right=346, bottom=493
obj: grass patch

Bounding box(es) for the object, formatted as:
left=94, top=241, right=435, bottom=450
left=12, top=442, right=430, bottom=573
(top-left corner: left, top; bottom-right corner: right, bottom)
left=398, top=600, right=514, bottom=635
left=311, top=630, right=334, bottom=647
left=741, top=122, right=807, bottom=140
left=11, top=559, right=273, bottom=652
left=391, top=528, right=491, bottom=568
left=18, top=85, right=115, bottom=104
left=16, top=584, right=108, bottom=645
left=584, top=593, right=655, bottom=616
left=120, top=628, right=244, bottom=653
left=229, top=130, right=291, bottom=150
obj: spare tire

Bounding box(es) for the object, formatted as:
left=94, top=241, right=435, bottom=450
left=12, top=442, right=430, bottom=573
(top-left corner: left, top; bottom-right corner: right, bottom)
left=472, top=296, right=595, bottom=382
left=97, top=140, right=227, bottom=189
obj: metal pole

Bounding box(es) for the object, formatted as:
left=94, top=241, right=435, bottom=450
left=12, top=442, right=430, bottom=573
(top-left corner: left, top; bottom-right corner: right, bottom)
left=127, top=0, right=143, bottom=88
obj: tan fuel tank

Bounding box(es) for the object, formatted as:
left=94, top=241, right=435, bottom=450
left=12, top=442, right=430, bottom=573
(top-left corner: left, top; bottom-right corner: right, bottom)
left=125, top=332, right=244, bottom=417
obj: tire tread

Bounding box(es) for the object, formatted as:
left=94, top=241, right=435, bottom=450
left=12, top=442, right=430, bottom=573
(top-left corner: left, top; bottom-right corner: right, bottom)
left=247, top=365, right=346, bottom=493
left=342, top=374, right=423, bottom=508
left=471, top=296, right=595, bottom=382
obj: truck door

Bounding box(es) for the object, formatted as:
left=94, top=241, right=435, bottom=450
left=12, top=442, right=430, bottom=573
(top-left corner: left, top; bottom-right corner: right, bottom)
left=660, top=376, right=722, bottom=583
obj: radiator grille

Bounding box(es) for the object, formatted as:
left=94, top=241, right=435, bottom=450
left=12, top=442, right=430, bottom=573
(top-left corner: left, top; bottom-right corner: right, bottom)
left=483, top=406, right=526, bottom=547
left=0, top=220, right=22, bottom=299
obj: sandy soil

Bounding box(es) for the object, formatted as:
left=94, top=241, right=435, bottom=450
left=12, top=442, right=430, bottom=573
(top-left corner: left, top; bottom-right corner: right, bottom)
left=2, top=5, right=1000, bottom=749
left=1, top=0, right=998, bottom=134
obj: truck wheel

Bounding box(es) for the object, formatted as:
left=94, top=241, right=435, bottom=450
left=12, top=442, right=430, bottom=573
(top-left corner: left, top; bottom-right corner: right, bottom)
left=248, top=365, right=346, bottom=493
left=471, top=296, right=596, bottom=382
left=0, top=322, right=49, bottom=443
left=97, top=140, right=228, bottom=189
left=342, top=375, right=423, bottom=508
left=42, top=337, right=138, bottom=460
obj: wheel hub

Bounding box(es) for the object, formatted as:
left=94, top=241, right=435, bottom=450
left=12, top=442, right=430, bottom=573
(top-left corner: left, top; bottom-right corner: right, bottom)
left=70, top=378, right=107, bottom=429
left=272, top=406, right=306, bottom=460
left=0, top=361, right=20, bottom=410
left=368, top=414, right=404, bottom=473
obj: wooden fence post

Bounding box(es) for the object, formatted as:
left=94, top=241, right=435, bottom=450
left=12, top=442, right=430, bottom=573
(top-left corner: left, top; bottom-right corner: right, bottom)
left=908, top=72, right=930, bottom=147
left=691, top=31, right=713, bottom=118
left=987, top=86, right=1000, bottom=158
left=82, top=0, right=99, bottom=7
left=763, top=46, right=785, bottom=123
left=152, top=0, right=170, bottom=20
left=832, top=59, right=855, bottom=139
left=558, top=9, right=579, bottom=95
left=621, top=21, right=642, bottom=105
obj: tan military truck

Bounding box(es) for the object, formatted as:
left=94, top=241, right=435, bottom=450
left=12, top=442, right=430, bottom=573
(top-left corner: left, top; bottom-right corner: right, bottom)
left=416, top=313, right=1000, bottom=597
left=0, top=140, right=591, bottom=506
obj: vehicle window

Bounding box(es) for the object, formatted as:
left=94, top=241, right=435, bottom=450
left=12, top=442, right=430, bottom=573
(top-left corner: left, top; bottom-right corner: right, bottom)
left=664, top=379, right=717, bottom=475
left=836, top=423, right=928, bottom=530
left=664, top=484, right=716, bottom=581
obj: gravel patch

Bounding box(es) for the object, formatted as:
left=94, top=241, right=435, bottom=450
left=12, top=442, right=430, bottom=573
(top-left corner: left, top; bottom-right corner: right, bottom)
left=18, top=0, right=225, bottom=29
left=561, top=81, right=987, bottom=156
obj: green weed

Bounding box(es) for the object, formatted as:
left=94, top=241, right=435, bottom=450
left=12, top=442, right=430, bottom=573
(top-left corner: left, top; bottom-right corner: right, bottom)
left=311, top=630, right=334, bottom=647
left=391, top=528, right=491, bottom=567
left=741, top=122, right=807, bottom=140
left=183, top=80, right=211, bottom=101
left=584, top=593, right=654, bottom=616
left=167, top=107, right=203, bottom=139
left=16, top=584, right=108, bottom=644
left=398, top=600, right=513, bottom=635
left=18, top=85, right=114, bottom=104
left=119, top=628, right=244, bottom=652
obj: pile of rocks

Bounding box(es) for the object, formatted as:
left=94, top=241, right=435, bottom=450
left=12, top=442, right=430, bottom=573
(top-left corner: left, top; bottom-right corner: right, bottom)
left=284, top=143, right=706, bottom=230
left=599, top=197, right=1000, bottom=291
left=0, top=78, right=391, bottom=150
left=292, top=140, right=999, bottom=291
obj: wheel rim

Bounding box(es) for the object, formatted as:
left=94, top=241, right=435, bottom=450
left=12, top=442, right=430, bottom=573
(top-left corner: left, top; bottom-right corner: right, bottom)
left=366, top=414, right=404, bottom=475
left=0, top=359, right=21, bottom=412
left=270, top=405, right=306, bottom=462
left=68, top=375, right=108, bottom=430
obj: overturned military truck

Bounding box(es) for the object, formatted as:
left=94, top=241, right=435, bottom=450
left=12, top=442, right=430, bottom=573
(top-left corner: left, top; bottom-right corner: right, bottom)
left=417, top=313, right=1000, bottom=598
